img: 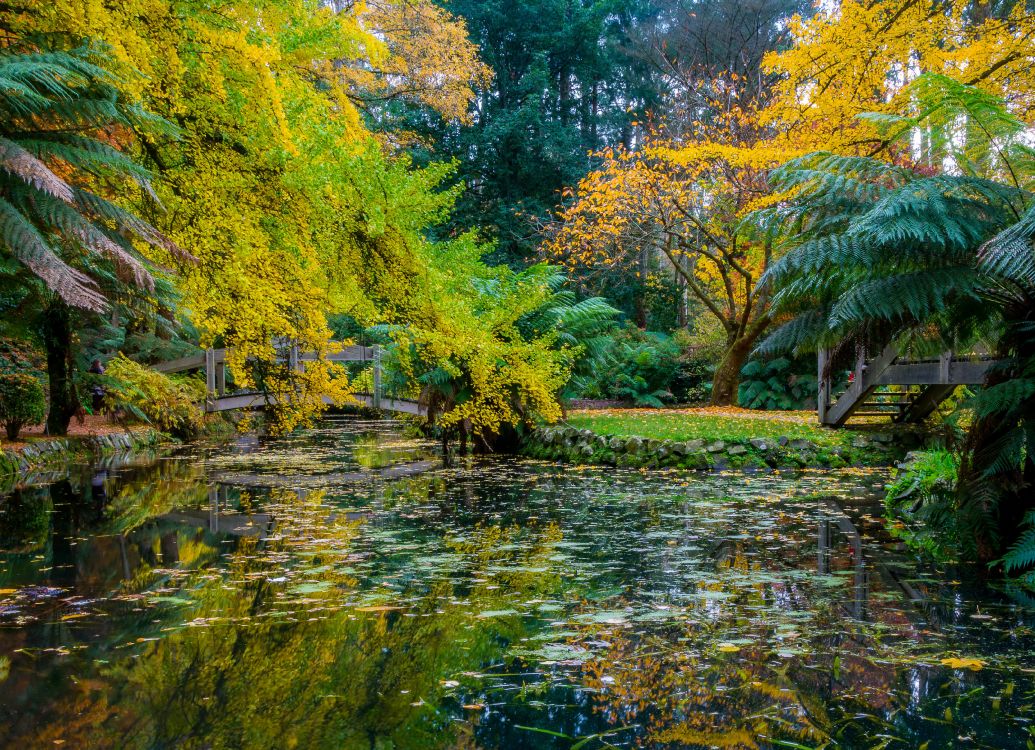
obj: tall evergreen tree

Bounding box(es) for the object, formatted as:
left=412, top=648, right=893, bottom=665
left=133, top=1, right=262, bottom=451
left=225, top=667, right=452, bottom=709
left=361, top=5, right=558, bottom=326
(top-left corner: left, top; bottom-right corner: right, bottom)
left=414, top=0, right=660, bottom=265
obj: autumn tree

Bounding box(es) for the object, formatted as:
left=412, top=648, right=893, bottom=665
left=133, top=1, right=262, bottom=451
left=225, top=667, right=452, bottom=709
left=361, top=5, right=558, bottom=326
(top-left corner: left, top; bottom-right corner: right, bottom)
left=546, top=137, right=790, bottom=404
left=760, top=0, right=1035, bottom=156
left=12, top=0, right=509, bottom=433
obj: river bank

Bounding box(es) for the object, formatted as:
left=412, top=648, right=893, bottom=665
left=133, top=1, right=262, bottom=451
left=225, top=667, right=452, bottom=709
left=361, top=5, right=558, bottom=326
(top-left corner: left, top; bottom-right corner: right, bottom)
left=0, top=425, right=165, bottom=483
left=521, top=416, right=922, bottom=470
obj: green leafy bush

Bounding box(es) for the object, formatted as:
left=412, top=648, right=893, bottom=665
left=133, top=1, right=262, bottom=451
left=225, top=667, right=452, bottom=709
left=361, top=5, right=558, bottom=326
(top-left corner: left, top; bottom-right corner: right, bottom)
left=1002, top=512, right=1035, bottom=595
left=670, top=343, right=714, bottom=404
left=579, top=327, right=681, bottom=407
left=102, top=354, right=205, bottom=439
left=738, top=357, right=818, bottom=411
left=884, top=450, right=961, bottom=561
left=0, top=373, right=45, bottom=440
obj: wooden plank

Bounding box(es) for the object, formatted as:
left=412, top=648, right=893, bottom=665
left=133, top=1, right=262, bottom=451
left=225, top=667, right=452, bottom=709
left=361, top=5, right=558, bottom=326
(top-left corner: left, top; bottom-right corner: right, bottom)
left=352, top=393, right=425, bottom=416
left=153, top=353, right=205, bottom=373
left=307, top=346, right=375, bottom=363
left=208, top=390, right=426, bottom=416
left=876, top=360, right=992, bottom=386
left=898, top=384, right=955, bottom=423
left=207, top=392, right=268, bottom=412
left=204, top=348, right=216, bottom=396
left=817, top=348, right=829, bottom=425
left=824, top=344, right=899, bottom=426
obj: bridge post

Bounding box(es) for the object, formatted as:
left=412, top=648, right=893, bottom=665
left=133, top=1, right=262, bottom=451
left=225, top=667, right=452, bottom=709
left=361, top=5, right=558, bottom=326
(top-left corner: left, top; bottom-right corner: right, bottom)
left=817, top=348, right=829, bottom=425
left=373, top=345, right=382, bottom=410
left=204, top=348, right=216, bottom=397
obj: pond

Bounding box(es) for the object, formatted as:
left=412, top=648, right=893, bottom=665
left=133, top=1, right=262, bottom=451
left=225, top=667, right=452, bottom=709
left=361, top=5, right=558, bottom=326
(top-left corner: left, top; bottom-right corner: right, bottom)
left=0, top=417, right=1032, bottom=749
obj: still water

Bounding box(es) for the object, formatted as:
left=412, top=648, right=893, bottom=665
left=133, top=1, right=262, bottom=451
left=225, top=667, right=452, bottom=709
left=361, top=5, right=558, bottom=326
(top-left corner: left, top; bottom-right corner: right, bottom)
left=0, top=417, right=1032, bottom=749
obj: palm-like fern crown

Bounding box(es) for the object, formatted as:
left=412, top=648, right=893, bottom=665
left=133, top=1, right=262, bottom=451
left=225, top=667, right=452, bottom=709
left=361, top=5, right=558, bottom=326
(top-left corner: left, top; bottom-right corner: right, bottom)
left=754, top=74, right=1035, bottom=361
left=0, top=43, right=185, bottom=311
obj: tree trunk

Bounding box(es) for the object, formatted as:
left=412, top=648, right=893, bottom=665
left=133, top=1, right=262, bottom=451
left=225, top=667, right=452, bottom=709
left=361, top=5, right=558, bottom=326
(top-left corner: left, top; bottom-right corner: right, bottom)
left=41, top=302, right=79, bottom=436
left=709, top=320, right=769, bottom=406
left=710, top=337, right=753, bottom=406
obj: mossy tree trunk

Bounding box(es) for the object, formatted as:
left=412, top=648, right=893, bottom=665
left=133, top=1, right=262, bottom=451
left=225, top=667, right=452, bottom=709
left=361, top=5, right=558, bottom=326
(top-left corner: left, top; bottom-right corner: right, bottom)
left=709, top=317, right=769, bottom=407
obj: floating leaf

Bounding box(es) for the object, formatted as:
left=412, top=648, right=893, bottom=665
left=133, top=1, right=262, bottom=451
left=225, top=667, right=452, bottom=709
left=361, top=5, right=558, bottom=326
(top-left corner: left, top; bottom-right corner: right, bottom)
left=940, top=657, right=985, bottom=671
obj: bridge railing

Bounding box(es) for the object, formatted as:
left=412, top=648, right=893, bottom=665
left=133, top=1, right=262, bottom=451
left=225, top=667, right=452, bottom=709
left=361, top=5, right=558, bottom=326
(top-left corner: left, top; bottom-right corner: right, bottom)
left=817, top=346, right=1001, bottom=426
left=154, top=344, right=387, bottom=411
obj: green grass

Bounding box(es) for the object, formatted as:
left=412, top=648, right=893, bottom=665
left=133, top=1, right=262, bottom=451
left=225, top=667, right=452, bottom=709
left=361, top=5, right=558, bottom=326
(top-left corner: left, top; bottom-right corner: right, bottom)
left=565, top=408, right=861, bottom=447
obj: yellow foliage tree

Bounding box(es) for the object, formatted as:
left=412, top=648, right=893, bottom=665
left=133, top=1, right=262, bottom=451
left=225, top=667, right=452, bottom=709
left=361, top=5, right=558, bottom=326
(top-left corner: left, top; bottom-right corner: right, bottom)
left=546, top=130, right=792, bottom=405
left=762, top=1, right=1035, bottom=156
left=12, top=0, right=492, bottom=433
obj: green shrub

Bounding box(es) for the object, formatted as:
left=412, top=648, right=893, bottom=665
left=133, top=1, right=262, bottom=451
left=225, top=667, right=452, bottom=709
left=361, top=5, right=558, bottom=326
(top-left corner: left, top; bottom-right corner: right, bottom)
left=102, top=354, right=205, bottom=439
left=738, top=356, right=818, bottom=411
left=0, top=373, right=45, bottom=440
left=576, top=326, right=681, bottom=406
left=671, top=348, right=714, bottom=404
left=884, top=450, right=960, bottom=561
left=1002, top=512, right=1035, bottom=596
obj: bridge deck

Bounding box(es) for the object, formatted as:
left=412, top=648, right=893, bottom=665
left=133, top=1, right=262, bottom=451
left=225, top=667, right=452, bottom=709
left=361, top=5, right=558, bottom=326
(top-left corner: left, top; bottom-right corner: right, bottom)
left=206, top=391, right=425, bottom=416
left=819, top=347, right=1003, bottom=427
left=153, top=345, right=425, bottom=417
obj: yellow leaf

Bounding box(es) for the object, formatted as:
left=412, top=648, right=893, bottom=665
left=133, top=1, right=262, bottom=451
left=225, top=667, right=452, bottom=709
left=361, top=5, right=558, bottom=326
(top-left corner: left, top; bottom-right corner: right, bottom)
left=940, top=657, right=984, bottom=671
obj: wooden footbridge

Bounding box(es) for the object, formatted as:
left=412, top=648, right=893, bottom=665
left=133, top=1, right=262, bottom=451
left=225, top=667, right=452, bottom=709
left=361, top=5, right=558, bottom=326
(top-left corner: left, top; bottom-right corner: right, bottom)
left=818, top=345, right=1001, bottom=427
left=154, top=344, right=426, bottom=417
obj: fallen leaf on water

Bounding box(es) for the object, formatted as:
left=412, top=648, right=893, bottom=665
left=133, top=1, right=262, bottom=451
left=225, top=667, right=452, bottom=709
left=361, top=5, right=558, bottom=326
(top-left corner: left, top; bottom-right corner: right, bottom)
left=354, top=605, right=404, bottom=613
left=718, top=643, right=741, bottom=653
left=940, top=657, right=984, bottom=671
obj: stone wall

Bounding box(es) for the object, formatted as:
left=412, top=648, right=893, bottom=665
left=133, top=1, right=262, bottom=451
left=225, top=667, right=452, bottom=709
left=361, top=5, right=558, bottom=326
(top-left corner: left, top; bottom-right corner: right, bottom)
left=0, top=429, right=165, bottom=479
left=521, top=425, right=912, bottom=471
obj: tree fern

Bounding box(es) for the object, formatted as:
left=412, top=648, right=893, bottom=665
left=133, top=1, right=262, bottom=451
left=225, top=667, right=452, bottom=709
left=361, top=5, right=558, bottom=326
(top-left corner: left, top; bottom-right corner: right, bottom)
left=756, top=82, right=1035, bottom=579
left=1003, top=511, right=1035, bottom=573
left=0, top=44, right=186, bottom=310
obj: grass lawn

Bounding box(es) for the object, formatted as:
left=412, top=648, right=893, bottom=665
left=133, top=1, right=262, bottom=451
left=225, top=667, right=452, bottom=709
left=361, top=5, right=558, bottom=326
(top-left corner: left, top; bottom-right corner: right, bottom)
left=565, top=407, right=864, bottom=446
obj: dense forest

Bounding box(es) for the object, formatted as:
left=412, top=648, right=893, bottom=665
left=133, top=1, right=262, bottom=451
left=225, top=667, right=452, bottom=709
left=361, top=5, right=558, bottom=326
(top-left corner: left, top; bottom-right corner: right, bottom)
left=3, top=0, right=1035, bottom=588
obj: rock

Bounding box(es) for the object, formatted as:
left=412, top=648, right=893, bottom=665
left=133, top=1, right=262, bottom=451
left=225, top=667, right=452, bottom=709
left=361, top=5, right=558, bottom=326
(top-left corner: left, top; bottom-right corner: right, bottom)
left=595, top=435, right=608, bottom=448
left=669, top=441, right=687, bottom=456
left=684, top=439, right=705, bottom=452
left=851, top=436, right=870, bottom=449
left=646, top=439, right=661, bottom=452
left=682, top=453, right=709, bottom=470
left=580, top=444, right=594, bottom=458
left=656, top=445, right=670, bottom=459
left=778, top=436, right=790, bottom=447
left=871, top=433, right=893, bottom=444
left=625, top=437, right=643, bottom=453
left=608, top=437, right=625, bottom=451
left=789, top=439, right=811, bottom=450
left=749, top=438, right=768, bottom=451
left=705, top=440, right=726, bottom=453
left=727, top=445, right=748, bottom=456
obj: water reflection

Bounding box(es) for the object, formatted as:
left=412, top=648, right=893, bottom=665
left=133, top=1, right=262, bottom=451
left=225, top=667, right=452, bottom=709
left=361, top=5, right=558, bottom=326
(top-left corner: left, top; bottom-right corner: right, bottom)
left=0, top=418, right=1032, bottom=749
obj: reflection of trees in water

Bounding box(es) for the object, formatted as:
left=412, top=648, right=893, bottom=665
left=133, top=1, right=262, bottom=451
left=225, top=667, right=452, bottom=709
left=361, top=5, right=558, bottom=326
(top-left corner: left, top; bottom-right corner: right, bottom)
left=0, top=485, right=52, bottom=553
left=579, top=547, right=831, bottom=749
left=4, top=486, right=578, bottom=749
